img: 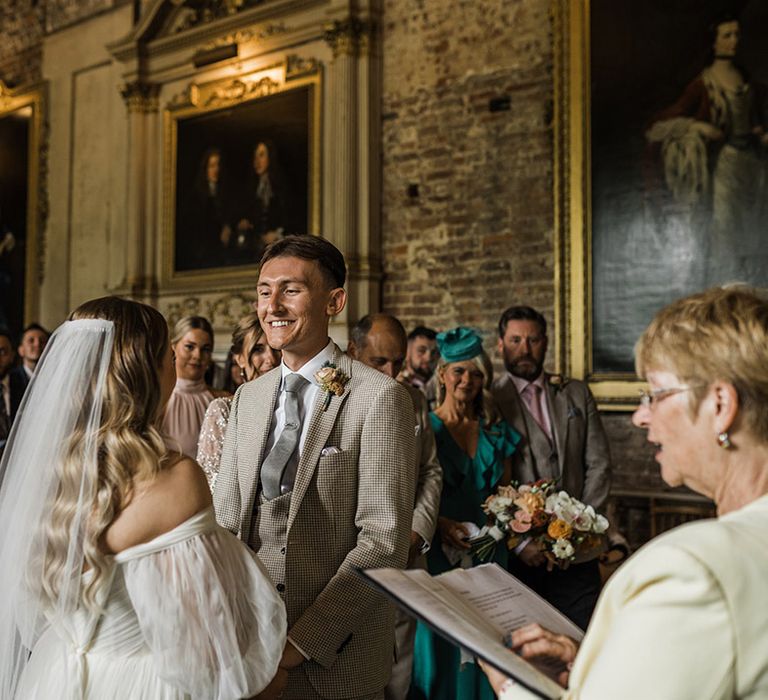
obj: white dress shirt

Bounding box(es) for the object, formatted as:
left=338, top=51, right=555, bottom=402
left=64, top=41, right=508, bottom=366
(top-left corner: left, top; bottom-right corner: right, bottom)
left=264, top=339, right=335, bottom=495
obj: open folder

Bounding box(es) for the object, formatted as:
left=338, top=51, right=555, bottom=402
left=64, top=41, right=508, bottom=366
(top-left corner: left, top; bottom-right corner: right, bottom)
left=360, top=563, right=583, bottom=699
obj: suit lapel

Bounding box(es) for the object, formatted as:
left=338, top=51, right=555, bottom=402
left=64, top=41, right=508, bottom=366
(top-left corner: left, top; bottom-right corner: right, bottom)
left=287, top=346, right=351, bottom=530
left=240, top=369, right=281, bottom=530
left=544, top=376, right=569, bottom=480
left=496, top=374, right=534, bottom=468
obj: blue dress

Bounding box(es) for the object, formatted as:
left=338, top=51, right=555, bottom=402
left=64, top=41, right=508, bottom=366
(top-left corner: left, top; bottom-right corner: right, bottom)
left=411, top=415, right=521, bottom=700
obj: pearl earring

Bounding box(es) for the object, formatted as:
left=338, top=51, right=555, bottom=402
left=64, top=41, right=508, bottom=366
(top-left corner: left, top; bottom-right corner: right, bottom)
left=717, top=431, right=732, bottom=449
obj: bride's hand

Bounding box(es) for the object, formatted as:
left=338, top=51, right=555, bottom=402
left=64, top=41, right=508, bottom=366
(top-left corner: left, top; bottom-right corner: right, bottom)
left=249, top=666, right=288, bottom=700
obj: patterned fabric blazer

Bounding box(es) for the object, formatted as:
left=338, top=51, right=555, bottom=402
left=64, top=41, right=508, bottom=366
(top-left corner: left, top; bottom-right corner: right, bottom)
left=214, top=344, right=416, bottom=698
left=491, top=372, right=611, bottom=510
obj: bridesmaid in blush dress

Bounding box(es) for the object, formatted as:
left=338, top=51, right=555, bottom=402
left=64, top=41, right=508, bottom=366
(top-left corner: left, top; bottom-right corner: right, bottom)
left=162, top=315, right=228, bottom=458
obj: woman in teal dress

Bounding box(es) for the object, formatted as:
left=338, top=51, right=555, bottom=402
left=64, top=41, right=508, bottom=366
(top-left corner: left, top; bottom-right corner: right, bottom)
left=411, top=327, right=520, bottom=700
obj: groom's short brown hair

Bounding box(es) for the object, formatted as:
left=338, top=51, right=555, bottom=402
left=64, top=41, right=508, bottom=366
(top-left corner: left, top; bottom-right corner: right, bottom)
left=260, top=235, right=346, bottom=290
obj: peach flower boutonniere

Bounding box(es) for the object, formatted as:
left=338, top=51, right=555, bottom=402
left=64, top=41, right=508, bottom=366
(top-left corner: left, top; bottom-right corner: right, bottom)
left=314, top=363, right=350, bottom=411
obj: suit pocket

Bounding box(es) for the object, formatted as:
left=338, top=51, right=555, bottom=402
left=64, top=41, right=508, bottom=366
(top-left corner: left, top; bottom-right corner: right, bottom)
left=316, top=450, right=358, bottom=505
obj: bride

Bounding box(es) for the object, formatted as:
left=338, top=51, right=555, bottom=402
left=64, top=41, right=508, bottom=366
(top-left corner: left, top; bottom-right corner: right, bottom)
left=0, top=296, right=286, bottom=699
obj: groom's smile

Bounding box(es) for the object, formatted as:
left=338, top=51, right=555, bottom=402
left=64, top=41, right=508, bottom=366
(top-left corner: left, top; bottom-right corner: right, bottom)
left=256, top=255, right=346, bottom=370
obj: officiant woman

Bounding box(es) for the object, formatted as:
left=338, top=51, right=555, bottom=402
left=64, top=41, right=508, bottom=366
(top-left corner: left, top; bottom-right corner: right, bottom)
left=411, top=326, right=520, bottom=700
left=483, top=286, right=768, bottom=699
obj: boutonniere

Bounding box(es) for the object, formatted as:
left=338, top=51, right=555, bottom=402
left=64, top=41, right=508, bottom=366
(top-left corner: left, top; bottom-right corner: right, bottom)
left=548, top=374, right=569, bottom=393
left=314, top=362, right=350, bottom=411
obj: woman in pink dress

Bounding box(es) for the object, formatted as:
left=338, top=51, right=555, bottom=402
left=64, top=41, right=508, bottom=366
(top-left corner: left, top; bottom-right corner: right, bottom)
left=162, top=316, right=228, bottom=457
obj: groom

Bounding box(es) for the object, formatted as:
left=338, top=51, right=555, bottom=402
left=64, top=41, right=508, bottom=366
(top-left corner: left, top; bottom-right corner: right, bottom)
left=214, top=235, right=416, bottom=699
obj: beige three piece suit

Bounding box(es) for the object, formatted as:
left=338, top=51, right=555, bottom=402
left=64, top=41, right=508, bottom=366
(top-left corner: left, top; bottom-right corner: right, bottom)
left=214, top=344, right=416, bottom=698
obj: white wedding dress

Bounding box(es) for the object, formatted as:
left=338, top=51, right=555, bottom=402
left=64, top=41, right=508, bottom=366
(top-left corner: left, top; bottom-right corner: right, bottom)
left=15, top=508, right=286, bottom=700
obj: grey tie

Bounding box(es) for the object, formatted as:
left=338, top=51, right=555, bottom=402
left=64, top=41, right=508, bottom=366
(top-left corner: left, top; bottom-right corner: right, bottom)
left=261, top=373, right=308, bottom=500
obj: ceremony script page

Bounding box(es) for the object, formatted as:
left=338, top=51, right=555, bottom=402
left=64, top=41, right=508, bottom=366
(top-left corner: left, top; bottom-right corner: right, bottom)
left=361, top=564, right=584, bottom=699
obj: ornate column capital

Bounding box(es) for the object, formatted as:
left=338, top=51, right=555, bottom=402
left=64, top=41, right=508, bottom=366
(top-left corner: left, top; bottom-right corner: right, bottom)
left=323, top=17, right=372, bottom=58
left=120, top=81, right=161, bottom=113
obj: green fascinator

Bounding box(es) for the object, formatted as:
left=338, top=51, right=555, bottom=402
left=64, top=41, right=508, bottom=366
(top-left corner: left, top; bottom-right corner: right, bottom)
left=436, top=327, right=484, bottom=363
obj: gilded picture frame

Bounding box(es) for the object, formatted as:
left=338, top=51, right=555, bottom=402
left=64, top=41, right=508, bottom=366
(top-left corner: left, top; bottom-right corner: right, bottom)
left=163, top=60, right=321, bottom=290
left=0, top=80, right=46, bottom=337
left=554, top=0, right=768, bottom=409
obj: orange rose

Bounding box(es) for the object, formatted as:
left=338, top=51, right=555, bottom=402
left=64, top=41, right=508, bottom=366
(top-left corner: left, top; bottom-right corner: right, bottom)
left=514, top=492, right=545, bottom=514
left=547, top=519, right=572, bottom=540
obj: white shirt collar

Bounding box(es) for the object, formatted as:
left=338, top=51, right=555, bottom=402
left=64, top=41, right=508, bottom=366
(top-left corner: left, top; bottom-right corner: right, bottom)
left=280, top=339, right=336, bottom=388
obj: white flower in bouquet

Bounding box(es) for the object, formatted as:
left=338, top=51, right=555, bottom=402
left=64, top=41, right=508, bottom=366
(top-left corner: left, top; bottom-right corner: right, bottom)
left=552, top=538, right=575, bottom=559
left=545, top=491, right=583, bottom=525
left=489, top=496, right=514, bottom=515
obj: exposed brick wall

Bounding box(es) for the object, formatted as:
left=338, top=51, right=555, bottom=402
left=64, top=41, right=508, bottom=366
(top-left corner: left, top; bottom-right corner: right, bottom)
left=0, top=1, right=45, bottom=86
left=0, top=1, right=121, bottom=86
left=379, top=0, right=684, bottom=536
left=380, top=0, right=553, bottom=348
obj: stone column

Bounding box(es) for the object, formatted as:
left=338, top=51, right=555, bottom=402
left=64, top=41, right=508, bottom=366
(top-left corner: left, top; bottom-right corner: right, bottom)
left=119, top=80, right=160, bottom=299
left=323, top=16, right=381, bottom=334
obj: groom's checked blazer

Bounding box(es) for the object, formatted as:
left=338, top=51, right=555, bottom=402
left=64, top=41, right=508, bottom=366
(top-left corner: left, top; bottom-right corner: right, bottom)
left=214, top=344, right=416, bottom=698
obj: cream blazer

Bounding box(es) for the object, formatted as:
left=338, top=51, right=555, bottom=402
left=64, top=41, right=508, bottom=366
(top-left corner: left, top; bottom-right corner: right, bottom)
left=504, top=493, right=768, bottom=699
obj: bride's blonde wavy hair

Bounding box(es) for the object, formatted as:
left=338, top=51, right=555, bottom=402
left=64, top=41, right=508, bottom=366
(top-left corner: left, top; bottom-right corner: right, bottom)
left=40, top=296, right=171, bottom=611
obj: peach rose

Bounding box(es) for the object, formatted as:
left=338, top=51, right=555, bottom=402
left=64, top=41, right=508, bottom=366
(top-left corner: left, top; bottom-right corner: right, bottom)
left=514, top=491, right=545, bottom=514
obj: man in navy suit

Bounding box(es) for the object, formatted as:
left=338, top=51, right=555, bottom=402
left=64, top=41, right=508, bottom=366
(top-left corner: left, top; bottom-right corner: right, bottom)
left=8, top=323, right=49, bottom=421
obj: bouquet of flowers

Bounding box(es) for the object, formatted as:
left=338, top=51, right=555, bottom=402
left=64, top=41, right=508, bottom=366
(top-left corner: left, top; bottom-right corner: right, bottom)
left=469, top=480, right=609, bottom=565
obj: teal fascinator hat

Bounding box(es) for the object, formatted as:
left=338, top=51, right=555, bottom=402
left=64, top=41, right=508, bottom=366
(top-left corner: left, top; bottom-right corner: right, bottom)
left=436, top=327, right=484, bottom=363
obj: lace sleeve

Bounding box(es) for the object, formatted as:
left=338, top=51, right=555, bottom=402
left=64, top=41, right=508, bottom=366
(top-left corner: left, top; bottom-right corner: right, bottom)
left=121, top=525, right=286, bottom=700
left=196, top=397, right=232, bottom=491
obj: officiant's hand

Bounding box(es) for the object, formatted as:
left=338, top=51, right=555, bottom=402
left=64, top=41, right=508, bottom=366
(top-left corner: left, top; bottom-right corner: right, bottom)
left=518, top=540, right=546, bottom=567
left=438, top=517, right=470, bottom=550
left=509, top=623, right=579, bottom=688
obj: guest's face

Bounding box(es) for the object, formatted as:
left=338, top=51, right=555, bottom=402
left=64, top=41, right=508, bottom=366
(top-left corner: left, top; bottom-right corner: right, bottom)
left=158, top=338, right=177, bottom=411
left=353, top=322, right=406, bottom=379
left=406, top=335, right=438, bottom=379
left=714, top=20, right=739, bottom=58
left=632, top=369, right=715, bottom=496
left=253, top=143, right=270, bottom=176
left=173, top=329, right=213, bottom=382
left=206, top=153, right=220, bottom=183
left=257, top=256, right=345, bottom=366
left=498, top=319, right=547, bottom=381
left=18, top=329, right=47, bottom=366
left=439, top=360, right=484, bottom=405
left=234, top=330, right=280, bottom=382
left=0, top=336, right=13, bottom=376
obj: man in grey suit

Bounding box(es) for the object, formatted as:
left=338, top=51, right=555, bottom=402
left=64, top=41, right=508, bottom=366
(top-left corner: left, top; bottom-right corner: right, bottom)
left=492, top=305, right=611, bottom=630
left=347, top=313, right=442, bottom=700
left=214, top=236, right=417, bottom=699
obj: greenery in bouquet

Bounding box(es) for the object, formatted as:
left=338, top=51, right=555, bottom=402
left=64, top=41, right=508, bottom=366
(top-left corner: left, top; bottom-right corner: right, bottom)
left=469, top=480, right=609, bottom=565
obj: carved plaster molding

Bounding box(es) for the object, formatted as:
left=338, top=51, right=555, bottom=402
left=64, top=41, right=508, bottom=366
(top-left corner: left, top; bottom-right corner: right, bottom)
left=163, top=292, right=255, bottom=329
left=286, top=54, right=320, bottom=80
left=163, top=296, right=202, bottom=327
left=169, top=74, right=279, bottom=109
left=120, top=81, right=162, bottom=113
left=206, top=293, right=255, bottom=329
left=171, top=0, right=261, bottom=33
left=36, top=118, right=50, bottom=285
left=323, top=17, right=372, bottom=58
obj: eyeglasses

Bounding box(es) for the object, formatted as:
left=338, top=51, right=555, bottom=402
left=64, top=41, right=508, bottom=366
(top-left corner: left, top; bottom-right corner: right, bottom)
left=638, top=385, right=702, bottom=409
